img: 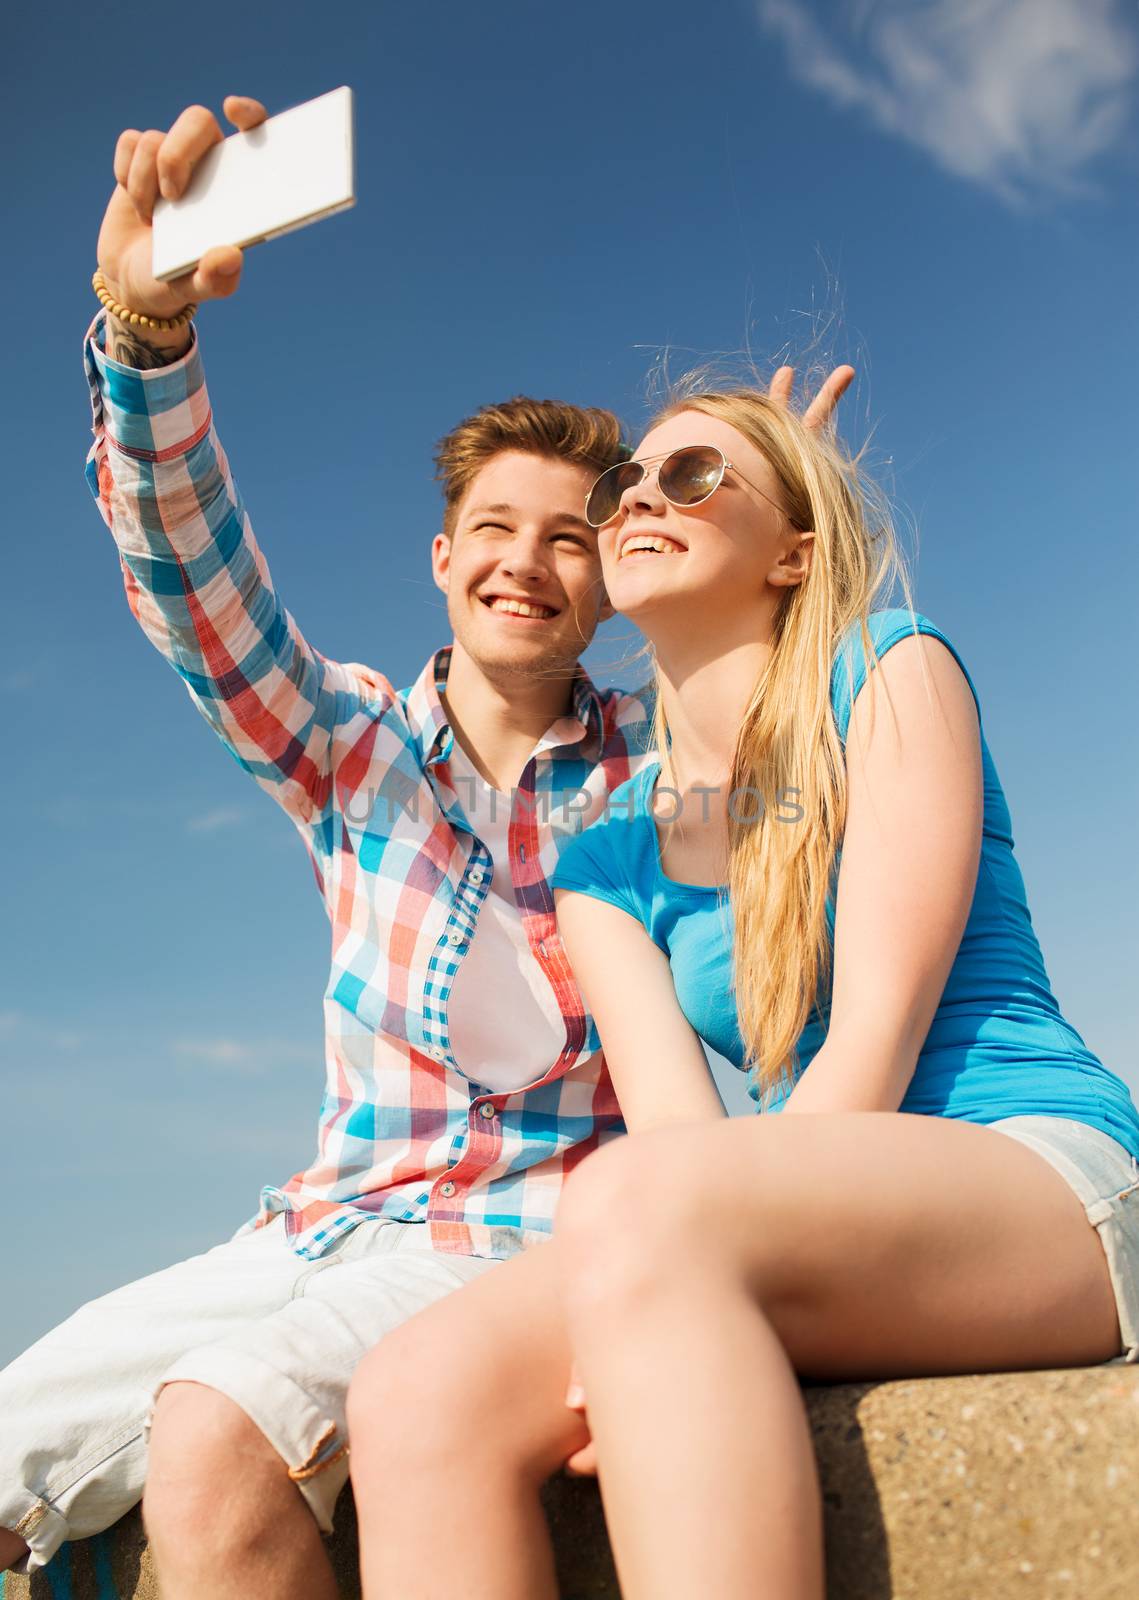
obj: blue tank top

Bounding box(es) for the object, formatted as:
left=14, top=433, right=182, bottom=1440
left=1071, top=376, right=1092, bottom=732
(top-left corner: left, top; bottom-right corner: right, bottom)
left=552, top=610, right=1139, bottom=1160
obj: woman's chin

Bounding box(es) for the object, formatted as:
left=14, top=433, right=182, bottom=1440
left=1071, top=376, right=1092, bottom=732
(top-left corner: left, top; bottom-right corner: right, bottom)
left=605, top=570, right=700, bottom=625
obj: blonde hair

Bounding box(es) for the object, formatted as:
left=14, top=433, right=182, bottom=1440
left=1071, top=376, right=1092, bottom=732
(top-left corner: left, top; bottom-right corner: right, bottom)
left=434, top=396, right=628, bottom=536
left=646, top=386, right=915, bottom=1098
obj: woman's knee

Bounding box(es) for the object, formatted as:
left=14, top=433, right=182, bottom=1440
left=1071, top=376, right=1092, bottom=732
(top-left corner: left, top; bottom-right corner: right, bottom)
left=347, top=1316, right=489, bottom=1476
left=556, top=1138, right=705, bottom=1325
left=349, top=1286, right=580, bottom=1497
left=346, top=1329, right=420, bottom=1460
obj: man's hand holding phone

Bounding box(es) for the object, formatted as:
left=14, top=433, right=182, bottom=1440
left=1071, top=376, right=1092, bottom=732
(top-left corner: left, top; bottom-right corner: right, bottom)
left=95, top=95, right=267, bottom=363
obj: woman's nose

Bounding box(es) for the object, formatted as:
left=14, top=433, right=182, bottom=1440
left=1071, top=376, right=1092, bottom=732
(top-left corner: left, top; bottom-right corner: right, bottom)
left=619, top=465, right=665, bottom=518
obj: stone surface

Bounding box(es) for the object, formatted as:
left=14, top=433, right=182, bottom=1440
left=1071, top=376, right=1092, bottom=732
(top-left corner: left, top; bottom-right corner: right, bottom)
left=4, top=1366, right=1137, bottom=1598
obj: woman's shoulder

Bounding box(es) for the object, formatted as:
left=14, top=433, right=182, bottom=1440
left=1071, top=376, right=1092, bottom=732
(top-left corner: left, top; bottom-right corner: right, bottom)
left=603, top=759, right=660, bottom=816
left=830, top=608, right=982, bottom=742
left=833, top=606, right=946, bottom=663
left=551, top=760, right=659, bottom=915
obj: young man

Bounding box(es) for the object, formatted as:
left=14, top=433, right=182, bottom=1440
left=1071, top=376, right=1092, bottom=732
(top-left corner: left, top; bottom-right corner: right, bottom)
left=0, top=95, right=849, bottom=1597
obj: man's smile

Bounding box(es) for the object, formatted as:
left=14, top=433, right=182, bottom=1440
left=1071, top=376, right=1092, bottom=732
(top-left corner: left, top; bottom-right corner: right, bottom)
left=478, top=592, right=561, bottom=621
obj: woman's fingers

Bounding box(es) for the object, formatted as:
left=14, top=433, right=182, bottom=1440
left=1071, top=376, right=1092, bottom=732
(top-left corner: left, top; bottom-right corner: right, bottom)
left=768, top=365, right=796, bottom=409
left=565, top=1362, right=587, bottom=1411
left=802, top=364, right=856, bottom=432
left=564, top=1438, right=598, bottom=1477
left=562, top=1360, right=595, bottom=1473
left=562, top=1361, right=593, bottom=1472
left=769, top=363, right=857, bottom=432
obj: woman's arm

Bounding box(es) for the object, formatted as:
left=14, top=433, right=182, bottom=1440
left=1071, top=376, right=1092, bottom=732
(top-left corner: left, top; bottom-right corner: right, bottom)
left=554, top=889, right=726, bottom=1131
left=782, top=633, right=984, bottom=1115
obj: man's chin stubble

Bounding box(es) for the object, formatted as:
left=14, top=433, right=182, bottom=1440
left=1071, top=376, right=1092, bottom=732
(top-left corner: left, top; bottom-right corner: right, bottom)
left=487, top=650, right=581, bottom=680
left=472, top=637, right=585, bottom=681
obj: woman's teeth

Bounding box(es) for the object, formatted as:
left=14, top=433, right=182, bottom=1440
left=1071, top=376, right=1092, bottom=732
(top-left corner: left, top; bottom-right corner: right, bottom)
left=620, top=536, right=684, bottom=559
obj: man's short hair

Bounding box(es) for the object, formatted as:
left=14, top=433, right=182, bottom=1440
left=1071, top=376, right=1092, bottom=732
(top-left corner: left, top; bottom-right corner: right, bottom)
left=434, top=396, right=629, bottom=536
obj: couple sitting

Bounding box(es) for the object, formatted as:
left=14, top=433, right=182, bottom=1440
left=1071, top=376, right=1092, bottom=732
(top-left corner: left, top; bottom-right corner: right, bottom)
left=4, top=93, right=1139, bottom=1600
left=343, top=384, right=1139, bottom=1599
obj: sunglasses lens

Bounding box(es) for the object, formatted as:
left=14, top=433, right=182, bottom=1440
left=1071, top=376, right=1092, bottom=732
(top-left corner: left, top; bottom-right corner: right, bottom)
left=659, top=446, right=725, bottom=506
left=586, top=461, right=642, bottom=526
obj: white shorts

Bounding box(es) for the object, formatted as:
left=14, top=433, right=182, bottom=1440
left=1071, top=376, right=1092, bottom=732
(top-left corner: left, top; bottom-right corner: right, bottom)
left=0, top=1215, right=501, bottom=1574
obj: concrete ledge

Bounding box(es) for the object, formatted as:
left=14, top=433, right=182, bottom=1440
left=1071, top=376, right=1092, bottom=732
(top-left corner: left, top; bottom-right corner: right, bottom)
left=5, top=1366, right=1137, bottom=1598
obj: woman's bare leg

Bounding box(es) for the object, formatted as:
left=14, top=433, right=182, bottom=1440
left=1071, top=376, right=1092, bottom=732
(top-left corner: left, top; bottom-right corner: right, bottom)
left=348, top=1240, right=589, bottom=1600
left=556, top=1110, right=1123, bottom=1600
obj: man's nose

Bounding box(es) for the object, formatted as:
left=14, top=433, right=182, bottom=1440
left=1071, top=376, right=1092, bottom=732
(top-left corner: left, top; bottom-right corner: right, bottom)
left=500, top=531, right=551, bottom=581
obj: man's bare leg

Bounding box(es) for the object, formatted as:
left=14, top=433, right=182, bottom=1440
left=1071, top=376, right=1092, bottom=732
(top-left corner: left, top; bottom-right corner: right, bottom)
left=0, top=1529, right=29, bottom=1570
left=144, top=1382, right=337, bottom=1600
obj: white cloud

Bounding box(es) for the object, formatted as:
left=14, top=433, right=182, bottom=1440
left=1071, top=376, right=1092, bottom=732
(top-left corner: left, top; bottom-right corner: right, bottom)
left=174, top=1036, right=260, bottom=1069
left=0, top=1013, right=84, bottom=1056
left=172, top=1035, right=318, bottom=1074
left=758, top=0, right=1137, bottom=202
left=186, top=806, right=247, bottom=834
left=0, top=1016, right=314, bottom=1080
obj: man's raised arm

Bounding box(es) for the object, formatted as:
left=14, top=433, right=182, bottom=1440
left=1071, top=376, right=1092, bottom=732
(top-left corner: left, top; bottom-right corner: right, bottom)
left=85, top=95, right=391, bottom=839
left=95, top=96, right=265, bottom=369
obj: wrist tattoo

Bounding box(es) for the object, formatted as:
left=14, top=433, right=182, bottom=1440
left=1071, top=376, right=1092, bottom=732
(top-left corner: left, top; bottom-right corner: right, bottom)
left=105, top=317, right=187, bottom=370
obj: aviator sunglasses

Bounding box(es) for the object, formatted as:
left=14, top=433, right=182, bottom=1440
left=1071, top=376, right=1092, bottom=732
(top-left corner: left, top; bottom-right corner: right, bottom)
left=584, top=444, right=794, bottom=529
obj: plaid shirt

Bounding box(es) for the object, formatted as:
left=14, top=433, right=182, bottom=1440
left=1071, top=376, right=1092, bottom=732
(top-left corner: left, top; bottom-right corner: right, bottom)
left=83, top=310, right=655, bottom=1261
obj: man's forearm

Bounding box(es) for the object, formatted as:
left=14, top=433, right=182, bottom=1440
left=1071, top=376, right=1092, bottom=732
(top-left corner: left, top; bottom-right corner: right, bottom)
left=84, top=303, right=359, bottom=833
left=103, top=310, right=192, bottom=369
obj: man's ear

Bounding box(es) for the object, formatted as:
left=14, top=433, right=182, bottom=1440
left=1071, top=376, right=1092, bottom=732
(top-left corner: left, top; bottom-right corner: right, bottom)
left=598, top=593, right=616, bottom=622
left=431, top=531, right=452, bottom=595
left=768, top=531, right=815, bottom=589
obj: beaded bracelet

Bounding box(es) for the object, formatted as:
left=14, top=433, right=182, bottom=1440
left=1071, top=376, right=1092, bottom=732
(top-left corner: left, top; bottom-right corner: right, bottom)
left=92, top=269, right=198, bottom=332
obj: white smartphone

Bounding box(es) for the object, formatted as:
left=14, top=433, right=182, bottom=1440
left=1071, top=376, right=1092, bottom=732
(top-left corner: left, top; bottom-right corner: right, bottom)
left=151, top=86, right=356, bottom=282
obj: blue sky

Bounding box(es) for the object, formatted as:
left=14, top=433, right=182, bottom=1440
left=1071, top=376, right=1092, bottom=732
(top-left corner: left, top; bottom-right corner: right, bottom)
left=2, top=0, right=1137, bottom=1363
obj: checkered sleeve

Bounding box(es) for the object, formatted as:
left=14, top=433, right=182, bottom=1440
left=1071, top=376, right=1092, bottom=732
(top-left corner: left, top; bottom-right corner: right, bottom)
left=82, top=311, right=393, bottom=838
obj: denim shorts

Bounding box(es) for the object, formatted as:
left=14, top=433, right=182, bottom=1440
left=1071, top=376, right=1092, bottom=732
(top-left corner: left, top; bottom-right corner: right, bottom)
left=987, top=1115, right=1139, bottom=1365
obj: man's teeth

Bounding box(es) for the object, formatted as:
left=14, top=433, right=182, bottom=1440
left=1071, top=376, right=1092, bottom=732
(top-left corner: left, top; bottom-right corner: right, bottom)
left=487, top=597, right=556, bottom=619
left=621, top=537, right=683, bottom=558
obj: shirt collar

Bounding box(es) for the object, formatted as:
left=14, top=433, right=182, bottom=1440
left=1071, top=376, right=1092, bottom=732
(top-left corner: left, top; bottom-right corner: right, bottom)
left=404, top=645, right=606, bottom=771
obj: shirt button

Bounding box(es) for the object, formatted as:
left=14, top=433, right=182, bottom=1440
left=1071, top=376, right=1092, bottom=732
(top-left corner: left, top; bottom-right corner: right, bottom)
left=447, top=929, right=463, bottom=946
left=478, top=1102, right=497, bottom=1119
left=469, top=867, right=485, bottom=885
left=439, top=1181, right=457, bottom=1198
left=429, top=1044, right=446, bottom=1061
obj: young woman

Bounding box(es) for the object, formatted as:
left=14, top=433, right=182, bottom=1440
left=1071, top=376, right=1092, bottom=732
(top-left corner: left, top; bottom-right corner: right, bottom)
left=346, top=382, right=1139, bottom=1600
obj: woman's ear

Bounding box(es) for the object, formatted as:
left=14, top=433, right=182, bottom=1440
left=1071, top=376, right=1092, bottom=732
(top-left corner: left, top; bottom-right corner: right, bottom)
left=768, top=531, right=815, bottom=588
